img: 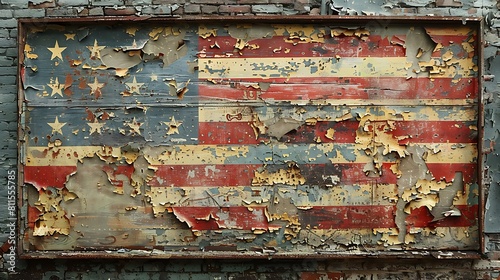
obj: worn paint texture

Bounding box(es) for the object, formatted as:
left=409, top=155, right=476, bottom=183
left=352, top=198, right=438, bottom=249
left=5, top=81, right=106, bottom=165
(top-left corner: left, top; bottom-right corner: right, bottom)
left=18, top=21, right=480, bottom=257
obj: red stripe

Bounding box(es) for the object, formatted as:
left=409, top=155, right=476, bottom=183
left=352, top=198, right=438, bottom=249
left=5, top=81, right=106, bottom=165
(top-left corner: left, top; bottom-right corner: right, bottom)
left=406, top=205, right=478, bottom=228
left=150, top=163, right=398, bottom=187
left=24, top=162, right=477, bottom=190
left=26, top=204, right=480, bottom=231
left=199, top=120, right=477, bottom=145
left=198, top=121, right=358, bottom=144
left=172, top=205, right=399, bottom=230
left=199, top=34, right=472, bottom=58
left=171, top=206, right=270, bottom=230
left=427, top=163, right=477, bottom=183
left=24, top=162, right=476, bottom=190
left=298, top=205, right=397, bottom=229
left=199, top=77, right=478, bottom=101
left=28, top=206, right=42, bottom=229
left=171, top=204, right=478, bottom=231
left=23, top=165, right=135, bottom=190
left=149, top=163, right=476, bottom=187
left=151, top=164, right=256, bottom=187
left=24, top=165, right=76, bottom=189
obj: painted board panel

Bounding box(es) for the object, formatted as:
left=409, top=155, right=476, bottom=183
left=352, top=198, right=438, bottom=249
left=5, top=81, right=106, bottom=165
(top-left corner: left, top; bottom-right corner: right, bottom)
left=18, top=19, right=481, bottom=257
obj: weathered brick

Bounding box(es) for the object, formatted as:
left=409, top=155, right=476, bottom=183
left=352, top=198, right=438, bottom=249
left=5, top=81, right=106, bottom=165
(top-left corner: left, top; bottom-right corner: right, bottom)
left=0, top=87, right=16, bottom=98
left=0, top=0, right=29, bottom=8
left=0, top=38, right=16, bottom=48
left=90, top=0, right=124, bottom=5
left=390, top=7, right=418, bottom=14
left=293, top=1, right=310, bottom=13
left=269, top=0, right=291, bottom=4
left=141, top=4, right=179, bottom=14
left=88, top=7, right=104, bottom=15
left=29, top=0, right=57, bottom=8
left=77, top=7, right=89, bottom=15
left=309, top=7, right=320, bottom=15
left=436, top=0, right=462, bottom=6
left=8, top=29, right=17, bottom=38
left=0, top=57, right=13, bottom=67
left=416, top=7, right=451, bottom=15
left=104, top=6, right=137, bottom=15
left=201, top=4, right=218, bottom=13
left=219, top=4, right=251, bottom=13
left=153, top=0, right=186, bottom=4
left=252, top=4, right=283, bottom=13
left=0, top=76, right=16, bottom=85
left=172, top=6, right=183, bottom=15
left=13, top=9, right=46, bottom=18
left=0, top=19, right=18, bottom=29
left=57, top=0, right=89, bottom=6
left=189, top=0, right=225, bottom=4
left=238, top=0, right=268, bottom=4
left=420, top=272, right=453, bottom=280
left=45, top=7, right=79, bottom=16
left=0, top=29, right=9, bottom=38
left=5, top=48, right=17, bottom=57
left=183, top=3, right=201, bottom=13
left=0, top=10, right=14, bottom=19
left=124, top=0, right=152, bottom=4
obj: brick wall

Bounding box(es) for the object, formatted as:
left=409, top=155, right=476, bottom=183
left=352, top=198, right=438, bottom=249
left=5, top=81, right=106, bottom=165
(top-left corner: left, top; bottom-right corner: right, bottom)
left=1, top=0, right=500, bottom=279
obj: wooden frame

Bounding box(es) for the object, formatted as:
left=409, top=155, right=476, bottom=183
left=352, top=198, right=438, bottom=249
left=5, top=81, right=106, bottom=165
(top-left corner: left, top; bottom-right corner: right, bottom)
left=17, top=16, right=483, bottom=259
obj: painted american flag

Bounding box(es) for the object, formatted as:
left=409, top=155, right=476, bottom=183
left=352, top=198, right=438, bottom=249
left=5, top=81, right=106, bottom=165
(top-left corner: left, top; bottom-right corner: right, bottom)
left=20, top=20, right=479, bottom=255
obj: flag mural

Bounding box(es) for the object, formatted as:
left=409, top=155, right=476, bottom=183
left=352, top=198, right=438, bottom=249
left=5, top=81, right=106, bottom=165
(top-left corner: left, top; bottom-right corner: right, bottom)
left=19, top=19, right=480, bottom=257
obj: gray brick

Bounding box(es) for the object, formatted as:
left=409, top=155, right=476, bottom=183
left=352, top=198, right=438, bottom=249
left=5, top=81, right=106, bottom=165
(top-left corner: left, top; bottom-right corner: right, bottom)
left=0, top=57, right=13, bottom=67
left=6, top=48, right=17, bottom=57
left=104, top=6, right=137, bottom=15
left=153, top=0, right=185, bottom=3
left=0, top=29, right=9, bottom=38
left=90, top=0, right=124, bottom=5
left=252, top=4, right=283, bottom=13
left=124, top=0, right=152, bottom=4
left=0, top=0, right=29, bottom=8
left=13, top=9, right=46, bottom=18
left=9, top=29, right=17, bottom=38
left=88, top=7, right=104, bottom=15
left=0, top=38, right=17, bottom=48
left=46, top=7, right=79, bottom=16
left=238, top=0, right=268, bottom=3
left=0, top=76, right=15, bottom=86
left=190, top=0, right=225, bottom=4
left=183, top=3, right=201, bottom=13
left=201, top=4, right=218, bottom=13
left=0, top=10, right=13, bottom=19
left=0, top=66, right=17, bottom=76
left=57, top=0, right=90, bottom=5
left=141, top=4, right=179, bottom=14
left=0, top=19, right=18, bottom=29
left=30, top=0, right=55, bottom=4
left=416, top=7, right=451, bottom=15
left=0, top=86, right=16, bottom=94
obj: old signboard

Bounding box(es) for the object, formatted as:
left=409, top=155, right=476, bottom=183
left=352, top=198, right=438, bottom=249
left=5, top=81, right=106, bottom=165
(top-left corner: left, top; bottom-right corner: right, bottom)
left=18, top=17, right=482, bottom=258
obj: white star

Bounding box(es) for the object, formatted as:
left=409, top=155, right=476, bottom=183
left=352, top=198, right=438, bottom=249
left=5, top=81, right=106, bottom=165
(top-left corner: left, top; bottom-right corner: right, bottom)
left=164, top=116, right=182, bottom=135
left=126, top=117, right=142, bottom=135
left=87, top=39, right=105, bottom=59
left=48, top=116, right=66, bottom=135
left=88, top=121, right=105, bottom=135
left=88, top=77, right=105, bottom=97
left=47, top=40, right=66, bottom=61
left=126, top=76, right=144, bottom=94
left=47, top=77, right=64, bottom=97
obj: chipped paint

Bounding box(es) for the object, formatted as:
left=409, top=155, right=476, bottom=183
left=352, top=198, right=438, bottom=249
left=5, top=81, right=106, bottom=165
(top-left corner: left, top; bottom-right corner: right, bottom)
left=19, top=20, right=480, bottom=257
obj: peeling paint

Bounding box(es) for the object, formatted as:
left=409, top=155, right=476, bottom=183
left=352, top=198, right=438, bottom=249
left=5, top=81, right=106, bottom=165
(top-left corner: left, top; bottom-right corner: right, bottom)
left=19, top=20, right=480, bottom=257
